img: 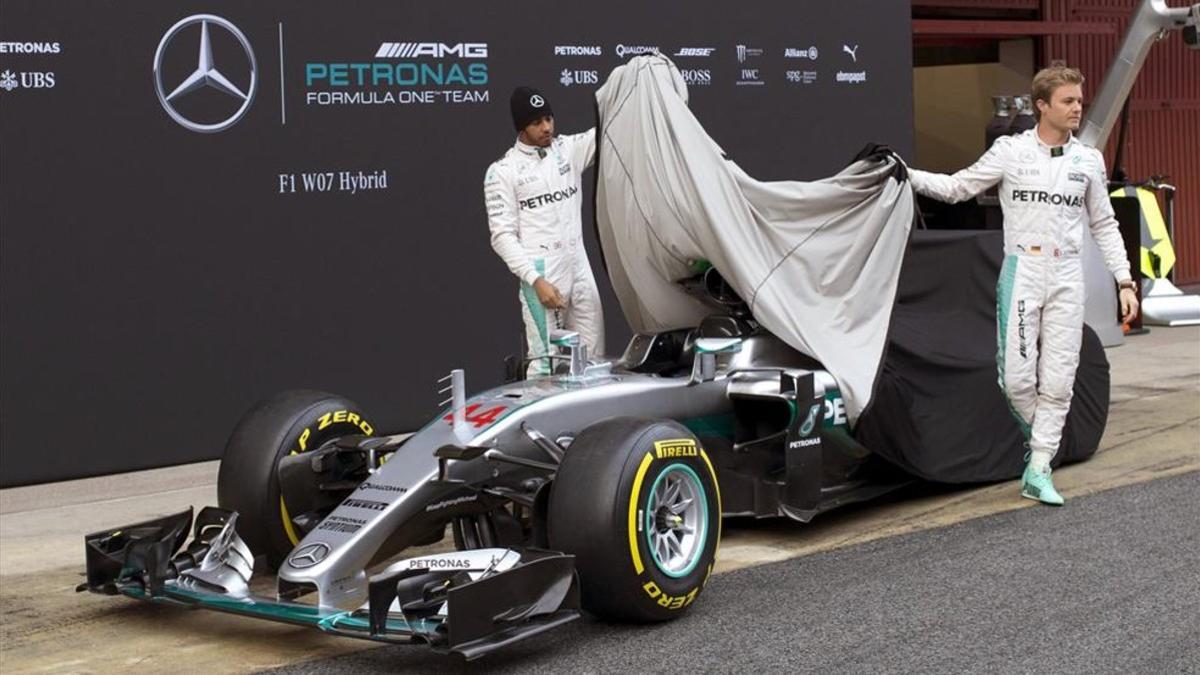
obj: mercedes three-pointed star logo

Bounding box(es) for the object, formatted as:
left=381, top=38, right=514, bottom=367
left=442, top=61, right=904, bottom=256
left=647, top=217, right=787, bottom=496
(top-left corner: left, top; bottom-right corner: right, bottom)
left=288, top=542, right=330, bottom=568
left=153, top=14, right=257, bottom=133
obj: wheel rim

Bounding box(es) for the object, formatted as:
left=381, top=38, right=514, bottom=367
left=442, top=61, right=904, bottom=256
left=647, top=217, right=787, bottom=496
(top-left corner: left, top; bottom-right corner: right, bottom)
left=644, top=463, right=708, bottom=578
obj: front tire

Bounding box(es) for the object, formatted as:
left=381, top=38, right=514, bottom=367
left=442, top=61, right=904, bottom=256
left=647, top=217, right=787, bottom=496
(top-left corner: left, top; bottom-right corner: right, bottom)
left=548, top=417, right=721, bottom=621
left=217, top=389, right=376, bottom=569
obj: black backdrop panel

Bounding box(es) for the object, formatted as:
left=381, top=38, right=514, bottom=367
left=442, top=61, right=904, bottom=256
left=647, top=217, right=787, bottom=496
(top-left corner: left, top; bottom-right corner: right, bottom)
left=0, top=1, right=913, bottom=486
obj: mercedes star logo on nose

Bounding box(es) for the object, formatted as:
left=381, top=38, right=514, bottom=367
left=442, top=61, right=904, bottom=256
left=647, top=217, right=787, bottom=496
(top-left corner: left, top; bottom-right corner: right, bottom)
left=288, top=542, right=330, bottom=568
left=153, top=14, right=257, bottom=133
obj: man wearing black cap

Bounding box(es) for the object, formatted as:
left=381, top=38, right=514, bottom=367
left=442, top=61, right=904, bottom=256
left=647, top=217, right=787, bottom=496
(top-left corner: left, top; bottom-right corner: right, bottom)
left=485, top=86, right=602, bottom=377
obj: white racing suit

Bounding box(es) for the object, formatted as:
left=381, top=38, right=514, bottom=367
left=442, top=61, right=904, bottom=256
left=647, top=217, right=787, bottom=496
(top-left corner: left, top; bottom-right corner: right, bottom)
left=485, top=131, right=604, bottom=377
left=910, top=129, right=1131, bottom=461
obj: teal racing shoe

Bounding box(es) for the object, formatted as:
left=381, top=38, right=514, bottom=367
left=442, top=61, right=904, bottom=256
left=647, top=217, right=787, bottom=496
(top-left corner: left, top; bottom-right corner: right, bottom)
left=1021, top=464, right=1065, bottom=506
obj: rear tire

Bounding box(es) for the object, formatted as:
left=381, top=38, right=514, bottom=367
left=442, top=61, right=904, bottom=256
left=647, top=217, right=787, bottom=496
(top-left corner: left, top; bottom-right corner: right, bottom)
left=548, top=417, right=721, bottom=621
left=217, top=390, right=375, bottom=569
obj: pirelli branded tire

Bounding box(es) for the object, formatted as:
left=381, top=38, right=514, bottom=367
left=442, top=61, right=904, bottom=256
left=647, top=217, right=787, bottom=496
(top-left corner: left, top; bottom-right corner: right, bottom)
left=217, top=390, right=375, bottom=570
left=548, top=417, right=721, bottom=622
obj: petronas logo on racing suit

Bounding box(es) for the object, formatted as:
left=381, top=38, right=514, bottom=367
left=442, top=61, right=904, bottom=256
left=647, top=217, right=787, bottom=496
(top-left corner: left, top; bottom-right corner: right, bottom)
left=1011, top=189, right=1083, bottom=208
left=519, top=185, right=578, bottom=210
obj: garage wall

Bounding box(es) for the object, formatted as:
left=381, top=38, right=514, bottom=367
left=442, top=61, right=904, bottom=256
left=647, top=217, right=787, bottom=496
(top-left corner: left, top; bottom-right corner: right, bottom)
left=1042, top=0, right=1200, bottom=284
left=0, top=0, right=915, bottom=486
left=914, top=39, right=1035, bottom=171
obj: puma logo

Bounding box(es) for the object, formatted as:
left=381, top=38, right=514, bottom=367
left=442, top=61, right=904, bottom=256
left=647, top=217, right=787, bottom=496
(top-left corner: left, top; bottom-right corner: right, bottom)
left=843, top=44, right=858, bottom=62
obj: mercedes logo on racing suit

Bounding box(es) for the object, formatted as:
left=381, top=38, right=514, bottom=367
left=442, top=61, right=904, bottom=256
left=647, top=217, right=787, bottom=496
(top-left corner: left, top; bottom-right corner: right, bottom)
left=153, top=14, right=257, bottom=133
left=288, top=542, right=330, bottom=568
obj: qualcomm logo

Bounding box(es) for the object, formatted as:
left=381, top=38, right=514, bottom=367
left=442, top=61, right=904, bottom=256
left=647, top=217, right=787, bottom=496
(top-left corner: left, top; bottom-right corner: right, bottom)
left=559, top=68, right=598, bottom=87
left=153, top=14, right=257, bottom=133
left=615, top=44, right=658, bottom=59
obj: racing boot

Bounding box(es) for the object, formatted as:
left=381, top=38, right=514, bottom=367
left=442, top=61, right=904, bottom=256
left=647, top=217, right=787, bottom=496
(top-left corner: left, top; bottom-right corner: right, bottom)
left=1020, top=463, right=1065, bottom=506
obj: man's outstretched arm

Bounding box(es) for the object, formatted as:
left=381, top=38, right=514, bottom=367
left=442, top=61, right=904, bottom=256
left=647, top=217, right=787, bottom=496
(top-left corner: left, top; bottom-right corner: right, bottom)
left=909, top=136, right=1010, bottom=204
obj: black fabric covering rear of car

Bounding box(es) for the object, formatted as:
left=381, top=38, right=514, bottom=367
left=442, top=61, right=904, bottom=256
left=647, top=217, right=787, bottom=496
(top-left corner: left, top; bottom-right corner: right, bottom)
left=853, top=230, right=1109, bottom=484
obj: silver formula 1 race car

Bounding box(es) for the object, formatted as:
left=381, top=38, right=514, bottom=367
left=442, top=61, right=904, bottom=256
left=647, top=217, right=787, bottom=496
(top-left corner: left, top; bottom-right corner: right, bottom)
left=79, top=269, right=909, bottom=659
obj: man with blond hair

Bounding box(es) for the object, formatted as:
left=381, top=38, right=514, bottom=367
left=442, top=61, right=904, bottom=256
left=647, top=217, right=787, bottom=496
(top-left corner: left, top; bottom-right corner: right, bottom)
left=908, top=65, right=1139, bottom=505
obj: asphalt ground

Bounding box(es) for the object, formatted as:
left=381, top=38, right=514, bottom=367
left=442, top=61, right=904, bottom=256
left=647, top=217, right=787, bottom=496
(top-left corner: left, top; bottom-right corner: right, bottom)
left=268, top=471, right=1200, bottom=675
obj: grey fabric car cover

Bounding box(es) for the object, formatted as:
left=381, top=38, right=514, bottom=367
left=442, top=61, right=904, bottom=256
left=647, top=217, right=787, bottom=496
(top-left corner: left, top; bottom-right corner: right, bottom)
left=593, top=55, right=914, bottom=423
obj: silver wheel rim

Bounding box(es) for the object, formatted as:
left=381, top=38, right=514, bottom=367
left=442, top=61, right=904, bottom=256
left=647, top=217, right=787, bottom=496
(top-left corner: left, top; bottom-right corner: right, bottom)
left=645, top=465, right=707, bottom=577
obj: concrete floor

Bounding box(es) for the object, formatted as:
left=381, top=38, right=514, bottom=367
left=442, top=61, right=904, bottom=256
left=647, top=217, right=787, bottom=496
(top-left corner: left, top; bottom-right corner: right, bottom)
left=1, top=326, right=1196, bottom=674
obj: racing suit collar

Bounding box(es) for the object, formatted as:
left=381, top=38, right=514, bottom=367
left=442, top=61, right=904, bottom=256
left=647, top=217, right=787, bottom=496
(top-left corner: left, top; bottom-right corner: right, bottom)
left=514, top=137, right=549, bottom=157
left=1032, top=129, right=1078, bottom=155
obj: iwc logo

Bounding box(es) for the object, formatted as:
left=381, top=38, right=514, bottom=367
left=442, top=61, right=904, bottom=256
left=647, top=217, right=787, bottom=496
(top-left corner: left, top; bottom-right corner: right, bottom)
left=153, top=14, right=257, bottom=133
left=288, top=542, right=330, bottom=568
